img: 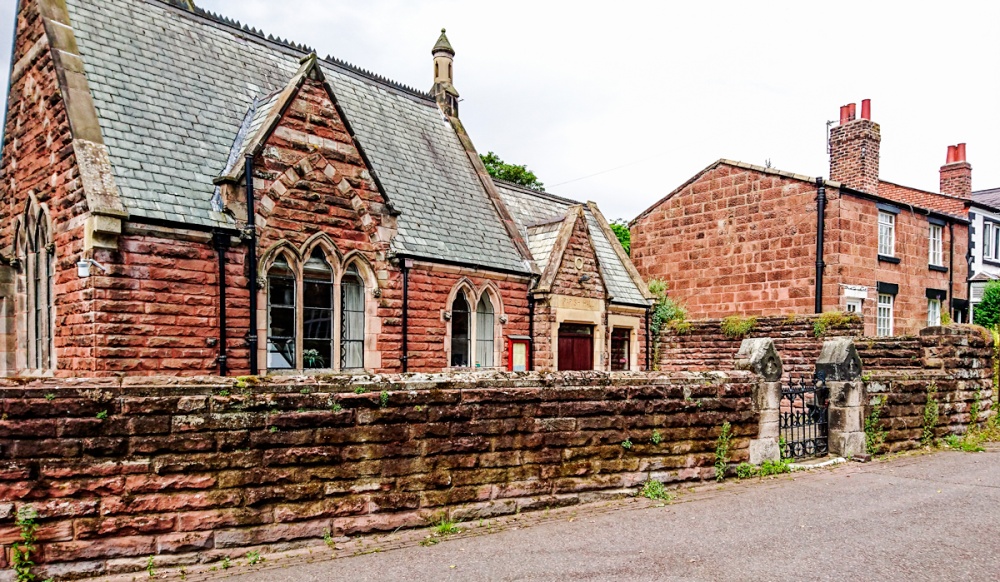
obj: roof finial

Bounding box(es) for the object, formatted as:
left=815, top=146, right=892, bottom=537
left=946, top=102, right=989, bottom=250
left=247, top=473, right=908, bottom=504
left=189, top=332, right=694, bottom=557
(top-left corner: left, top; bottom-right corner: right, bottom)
left=432, top=28, right=455, bottom=56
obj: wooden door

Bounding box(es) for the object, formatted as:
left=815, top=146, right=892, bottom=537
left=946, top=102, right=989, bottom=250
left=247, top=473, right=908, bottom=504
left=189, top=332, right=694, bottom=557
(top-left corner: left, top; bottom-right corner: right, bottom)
left=558, top=324, right=594, bottom=371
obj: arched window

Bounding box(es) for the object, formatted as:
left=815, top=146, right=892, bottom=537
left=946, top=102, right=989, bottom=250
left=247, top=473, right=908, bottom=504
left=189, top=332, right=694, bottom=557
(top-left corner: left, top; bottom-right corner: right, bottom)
left=475, top=294, right=494, bottom=368
left=340, top=264, right=365, bottom=369
left=267, top=256, right=296, bottom=369
left=22, top=203, right=54, bottom=372
left=435, top=62, right=439, bottom=79
left=450, top=290, right=471, bottom=367
left=302, top=249, right=333, bottom=369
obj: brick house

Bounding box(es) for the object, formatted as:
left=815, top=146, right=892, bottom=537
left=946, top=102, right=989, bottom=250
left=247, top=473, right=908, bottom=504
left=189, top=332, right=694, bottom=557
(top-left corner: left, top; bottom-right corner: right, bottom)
left=631, top=100, right=970, bottom=337
left=968, top=185, right=1000, bottom=317
left=0, top=0, right=652, bottom=377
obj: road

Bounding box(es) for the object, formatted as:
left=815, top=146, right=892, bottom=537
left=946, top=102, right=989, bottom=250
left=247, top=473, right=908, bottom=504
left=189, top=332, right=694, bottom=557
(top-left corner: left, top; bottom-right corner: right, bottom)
left=226, top=447, right=1000, bottom=581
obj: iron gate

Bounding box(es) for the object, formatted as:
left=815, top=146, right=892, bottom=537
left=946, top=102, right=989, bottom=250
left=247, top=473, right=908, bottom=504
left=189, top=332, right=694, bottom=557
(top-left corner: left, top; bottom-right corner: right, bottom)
left=779, top=371, right=829, bottom=459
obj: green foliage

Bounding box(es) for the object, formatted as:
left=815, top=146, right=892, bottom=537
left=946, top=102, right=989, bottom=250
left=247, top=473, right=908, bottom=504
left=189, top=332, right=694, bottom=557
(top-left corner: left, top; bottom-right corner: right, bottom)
left=246, top=550, right=263, bottom=565
left=609, top=220, right=631, bottom=255
left=146, top=555, right=156, bottom=578
left=433, top=517, right=461, bottom=536
left=813, top=311, right=859, bottom=337
left=330, top=400, right=343, bottom=412
left=647, top=279, right=688, bottom=368
left=944, top=433, right=985, bottom=452
left=269, top=426, right=278, bottom=433
left=221, top=556, right=231, bottom=570
left=865, top=396, right=887, bottom=455
left=736, top=459, right=791, bottom=479
left=714, top=422, right=733, bottom=482
left=480, top=152, right=544, bottom=191
left=354, top=386, right=367, bottom=394
left=621, top=438, right=633, bottom=450
left=651, top=429, right=662, bottom=445
left=43, top=393, right=55, bottom=401
left=12, top=506, right=39, bottom=582
left=720, top=315, right=757, bottom=339
left=921, top=383, right=940, bottom=447
left=379, top=390, right=390, bottom=408
left=974, top=281, right=1000, bottom=328
left=96, top=410, right=108, bottom=420
left=323, top=529, right=336, bottom=549
left=639, top=479, right=673, bottom=501
left=303, top=349, right=325, bottom=368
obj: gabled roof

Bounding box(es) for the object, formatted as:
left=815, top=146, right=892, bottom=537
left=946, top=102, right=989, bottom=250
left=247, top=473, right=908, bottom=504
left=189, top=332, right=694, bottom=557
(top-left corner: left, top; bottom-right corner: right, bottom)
left=60, top=0, right=529, bottom=273
left=633, top=159, right=969, bottom=225
left=494, top=181, right=651, bottom=306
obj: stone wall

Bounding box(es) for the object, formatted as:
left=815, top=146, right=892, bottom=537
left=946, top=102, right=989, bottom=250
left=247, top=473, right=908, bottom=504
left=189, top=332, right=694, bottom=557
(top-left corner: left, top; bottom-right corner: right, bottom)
left=863, top=326, right=995, bottom=451
left=0, top=371, right=758, bottom=579
left=658, top=314, right=863, bottom=378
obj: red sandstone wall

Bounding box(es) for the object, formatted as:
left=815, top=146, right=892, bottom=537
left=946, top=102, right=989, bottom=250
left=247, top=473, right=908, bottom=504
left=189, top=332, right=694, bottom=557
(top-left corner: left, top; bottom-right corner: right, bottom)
left=631, top=165, right=821, bottom=319
left=0, top=1, right=92, bottom=374
left=658, top=314, right=863, bottom=378
left=404, top=264, right=530, bottom=371
left=0, top=371, right=757, bottom=579
left=829, top=196, right=967, bottom=336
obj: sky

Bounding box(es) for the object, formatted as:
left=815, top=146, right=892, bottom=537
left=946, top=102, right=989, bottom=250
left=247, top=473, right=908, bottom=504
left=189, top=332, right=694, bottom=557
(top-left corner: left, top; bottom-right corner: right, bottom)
left=1, top=0, right=999, bottom=222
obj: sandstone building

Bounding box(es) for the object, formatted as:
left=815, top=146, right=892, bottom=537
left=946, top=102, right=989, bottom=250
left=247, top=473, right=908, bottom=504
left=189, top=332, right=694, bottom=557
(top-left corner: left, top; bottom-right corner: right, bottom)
left=631, top=100, right=970, bottom=337
left=0, top=0, right=652, bottom=377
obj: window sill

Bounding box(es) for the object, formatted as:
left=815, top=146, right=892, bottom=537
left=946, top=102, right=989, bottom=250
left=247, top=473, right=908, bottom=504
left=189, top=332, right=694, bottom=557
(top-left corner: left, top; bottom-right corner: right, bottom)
left=929, top=265, right=948, bottom=273
left=878, top=255, right=901, bottom=264
left=984, top=258, right=1000, bottom=268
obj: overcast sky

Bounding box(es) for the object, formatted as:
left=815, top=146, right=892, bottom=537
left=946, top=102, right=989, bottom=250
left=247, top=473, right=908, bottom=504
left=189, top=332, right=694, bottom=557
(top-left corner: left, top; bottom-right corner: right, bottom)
left=2, top=0, right=999, bottom=221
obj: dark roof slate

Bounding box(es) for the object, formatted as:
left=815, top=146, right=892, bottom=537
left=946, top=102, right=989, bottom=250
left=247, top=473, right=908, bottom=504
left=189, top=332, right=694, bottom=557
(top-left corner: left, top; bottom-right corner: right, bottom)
left=62, top=0, right=528, bottom=273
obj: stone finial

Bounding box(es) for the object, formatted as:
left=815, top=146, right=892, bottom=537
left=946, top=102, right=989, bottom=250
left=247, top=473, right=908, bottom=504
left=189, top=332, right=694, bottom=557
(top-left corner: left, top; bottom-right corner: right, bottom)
left=816, top=337, right=862, bottom=381
left=735, top=338, right=782, bottom=381
left=432, top=29, right=455, bottom=56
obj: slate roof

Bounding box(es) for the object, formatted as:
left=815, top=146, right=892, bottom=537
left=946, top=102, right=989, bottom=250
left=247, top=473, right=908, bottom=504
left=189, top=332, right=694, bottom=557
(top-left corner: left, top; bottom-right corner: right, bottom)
left=494, top=181, right=649, bottom=307
left=973, top=188, right=1000, bottom=211
left=62, top=0, right=528, bottom=273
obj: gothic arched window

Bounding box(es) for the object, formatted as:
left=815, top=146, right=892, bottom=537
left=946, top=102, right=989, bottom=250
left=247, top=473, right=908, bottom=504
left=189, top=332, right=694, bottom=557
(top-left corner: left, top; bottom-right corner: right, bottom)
left=340, top=264, right=365, bottom=370
left=475, top=294, right=494, bottom=368
left=266, top=255, right=296, bottom=369
left=21, top=201, right=54, bottom=372
left=450, top=290, right=471, bottom=367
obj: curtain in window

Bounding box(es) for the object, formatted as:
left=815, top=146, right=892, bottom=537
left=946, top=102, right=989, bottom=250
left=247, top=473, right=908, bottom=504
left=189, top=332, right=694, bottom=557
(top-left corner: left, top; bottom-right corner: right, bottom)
left=303, top=250, right=333, bottom=369
left=267, top=256, right=296, bottom=369
left=340, top=266, right=365, bottom=369
left=451, top=291, right=471, bottom=367
left=475, top=294, right=494, bottom=368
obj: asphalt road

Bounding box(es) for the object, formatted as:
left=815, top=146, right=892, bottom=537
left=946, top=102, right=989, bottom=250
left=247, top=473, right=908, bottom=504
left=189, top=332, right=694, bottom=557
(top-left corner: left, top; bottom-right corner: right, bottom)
left=227, top=448, right=1000, bottom=581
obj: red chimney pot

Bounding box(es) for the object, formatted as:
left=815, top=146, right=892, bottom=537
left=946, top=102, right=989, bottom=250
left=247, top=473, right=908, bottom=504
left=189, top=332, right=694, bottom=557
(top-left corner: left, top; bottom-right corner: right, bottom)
left=956, top=143, right=967, bottom=163
left=847, top=103, right=856, bottom=121
left=839, top=105, right=850, bottom=125
left=860, top=99, right=871, bottom=120
left=946, top=145, right=957, bottom=164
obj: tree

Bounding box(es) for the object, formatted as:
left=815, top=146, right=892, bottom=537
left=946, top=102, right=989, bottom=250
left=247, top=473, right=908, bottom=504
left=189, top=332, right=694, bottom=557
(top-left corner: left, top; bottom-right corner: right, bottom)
left=610, top=219, right=631, bottom=254
left=480, top=152, right=544, bottom=191
left=974, top=280, right=1000, bottom=329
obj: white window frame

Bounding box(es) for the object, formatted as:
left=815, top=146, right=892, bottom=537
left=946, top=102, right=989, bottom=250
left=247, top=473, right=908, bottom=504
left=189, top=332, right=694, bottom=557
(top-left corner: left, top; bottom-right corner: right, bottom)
left=985, top=222, right=1000, bottom=261
left=928, top=224, right=943, bottom=267
left=878, top=212, right=895, bottom=257
left=845, top=298, right=862, bottom=314
left=927, top=298, right=942, bottom=327
left=877, top=293, right=894, bottom=337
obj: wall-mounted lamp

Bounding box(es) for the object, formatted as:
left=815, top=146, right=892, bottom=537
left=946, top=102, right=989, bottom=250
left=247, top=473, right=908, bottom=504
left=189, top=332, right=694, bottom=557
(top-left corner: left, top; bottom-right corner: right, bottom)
left=77, top=258, right=109, bottom=278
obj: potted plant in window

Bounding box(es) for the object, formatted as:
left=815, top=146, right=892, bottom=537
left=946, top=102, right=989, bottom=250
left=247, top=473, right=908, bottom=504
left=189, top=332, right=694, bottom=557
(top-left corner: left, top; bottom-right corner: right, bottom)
left=303, top=349, right=325, bottom=369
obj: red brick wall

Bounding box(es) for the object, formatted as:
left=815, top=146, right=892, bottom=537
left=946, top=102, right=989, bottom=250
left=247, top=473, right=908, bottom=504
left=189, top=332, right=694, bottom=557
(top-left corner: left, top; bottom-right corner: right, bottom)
left=631, top=165, right=820, bottom=319
left=0, top=371, right=758, bottom=579
left=829, top=118, right=880, bottom=194
left=0, top=1, right=92, bottom=374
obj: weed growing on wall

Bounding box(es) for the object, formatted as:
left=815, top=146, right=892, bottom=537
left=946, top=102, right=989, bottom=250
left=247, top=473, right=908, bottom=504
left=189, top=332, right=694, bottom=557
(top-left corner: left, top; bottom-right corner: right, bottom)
left=639, top=479, right=674, bottom=502
left=647, top=278, right=688, bottom=367
left=865, top=396, right=887, bottom=455
left=714, top=422, right=733, bottom=482
left=11, top=506, right=51, bottom=582
left=720, top=316, right=757, bottom=339
left=735, top=459, right=791, bottom=479
left=812, top=311, right=859, bottom=337
left=921, top=383, right=940, bottom=447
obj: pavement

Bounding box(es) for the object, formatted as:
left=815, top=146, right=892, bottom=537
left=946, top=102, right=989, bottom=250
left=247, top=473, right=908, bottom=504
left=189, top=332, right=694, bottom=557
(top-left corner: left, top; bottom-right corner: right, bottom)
left=223, top=447, right=1000, bottom=582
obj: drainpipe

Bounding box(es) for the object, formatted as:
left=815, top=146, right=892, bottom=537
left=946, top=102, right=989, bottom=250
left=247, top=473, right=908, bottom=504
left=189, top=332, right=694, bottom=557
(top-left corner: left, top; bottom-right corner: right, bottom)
left=645, top=306, right=651, bottom=371
left=527, top=279, right=536, bottom=371
left=949, top=221, right=955, bottom=320
left=401, top=259, right=411, bottom=372
left=245, top=154, right=259, bottom=375
left=213, top=232, right=229, bottom=376
left=815, top=177, right=826, bottom=314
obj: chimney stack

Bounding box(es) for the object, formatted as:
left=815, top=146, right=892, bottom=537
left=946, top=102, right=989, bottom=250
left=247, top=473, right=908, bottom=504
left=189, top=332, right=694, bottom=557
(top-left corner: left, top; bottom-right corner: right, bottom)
left=430, top=29, right=460, bottom=117
left=940, top=143, right=972, bottom=199
left=829, top=99, right=881, bottom=194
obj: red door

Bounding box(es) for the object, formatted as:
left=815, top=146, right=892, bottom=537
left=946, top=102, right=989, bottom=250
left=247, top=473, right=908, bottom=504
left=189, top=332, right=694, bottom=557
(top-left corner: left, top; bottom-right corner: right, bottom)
left=558, top=324, right=594, bottom=371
